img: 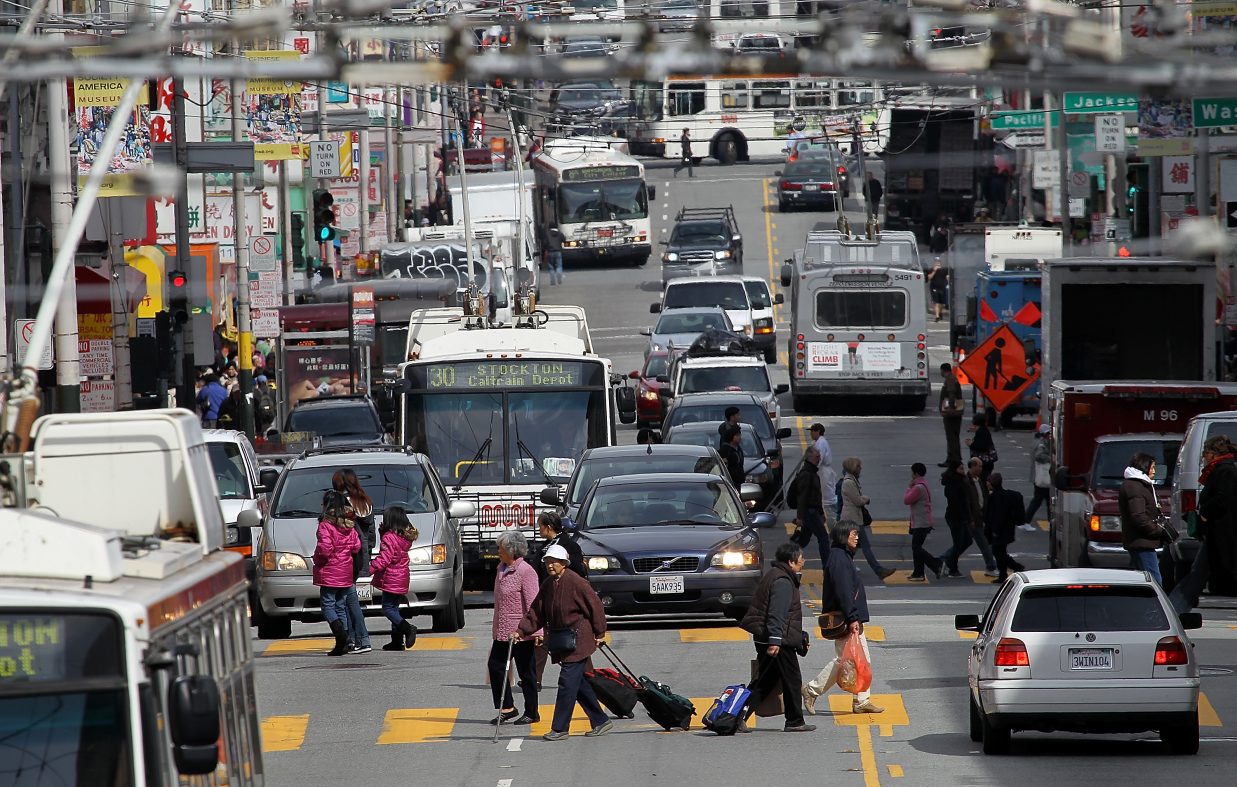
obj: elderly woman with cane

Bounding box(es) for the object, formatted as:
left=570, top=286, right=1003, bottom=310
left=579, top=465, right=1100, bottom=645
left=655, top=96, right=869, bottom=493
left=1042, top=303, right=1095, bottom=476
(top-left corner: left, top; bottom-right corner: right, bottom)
left=488, top=530, right=542, bottom=726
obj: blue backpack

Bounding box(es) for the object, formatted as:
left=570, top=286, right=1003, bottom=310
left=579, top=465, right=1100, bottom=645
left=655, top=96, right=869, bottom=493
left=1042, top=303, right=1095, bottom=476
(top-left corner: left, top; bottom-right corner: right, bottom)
left=703, top=684, right=751, bottom=736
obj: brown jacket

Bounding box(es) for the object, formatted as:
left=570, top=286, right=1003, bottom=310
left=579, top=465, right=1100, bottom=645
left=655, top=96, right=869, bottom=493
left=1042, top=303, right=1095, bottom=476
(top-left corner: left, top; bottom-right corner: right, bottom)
left=518, top=569, right=606, bottom=663
left=1118, top=476, right=1162, bottom=551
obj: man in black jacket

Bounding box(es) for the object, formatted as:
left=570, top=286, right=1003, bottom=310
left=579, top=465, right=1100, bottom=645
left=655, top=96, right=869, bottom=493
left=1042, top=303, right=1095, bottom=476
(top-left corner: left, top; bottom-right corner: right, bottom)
left=719, top=423, right=746, bottom=489
left=740, top=543, right=814, bottom=733
left=983, top=473, right=1025, bottom=583
left=793, top=446, right=828, bottom=565
left=673, top=128, right=694, bottom=178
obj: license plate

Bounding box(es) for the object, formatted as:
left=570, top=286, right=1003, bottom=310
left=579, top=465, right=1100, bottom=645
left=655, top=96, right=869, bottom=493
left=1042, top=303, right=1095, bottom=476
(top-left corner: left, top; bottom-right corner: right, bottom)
left=597, top=229, right=613, bottom=238
left=649, top=575, right=684, bottom=594
left=804, top=184, right=820, bottom=191
left=1069, top=648, right=1113, bottom=670
left=356, top=583, right=373, bottom=603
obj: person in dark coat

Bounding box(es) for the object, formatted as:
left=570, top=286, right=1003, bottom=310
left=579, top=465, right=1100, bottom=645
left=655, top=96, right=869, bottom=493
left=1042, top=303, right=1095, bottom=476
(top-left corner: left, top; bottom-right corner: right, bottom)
left=517, top=544, right=611, bottom=741
left=792, top=446, right=828, bottom=565
left=718, top=423, right=746, bottom=489
left=1171, top=436, right=1237, bottom=612
left=739, top=542, right=814, bottom=733
left=673, top=127, right=694, bottom=178
left=983, top=473, right=1025, bottom=583
left=938, top=363, right=965, bottom=467
left=966, top=412, right=996, bottom=481
left=533, top=511, right=587, bottom=580
left=803, top=522, right=883, bottom=714
left=937, top=460, right=969, bottom=577
left=1118, top=452, right=1165, bottom=586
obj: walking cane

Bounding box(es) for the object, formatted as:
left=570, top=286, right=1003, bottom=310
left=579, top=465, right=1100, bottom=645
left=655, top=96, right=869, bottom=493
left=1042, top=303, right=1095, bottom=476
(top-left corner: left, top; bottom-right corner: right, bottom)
left=492, top=635, right=517, bottom=743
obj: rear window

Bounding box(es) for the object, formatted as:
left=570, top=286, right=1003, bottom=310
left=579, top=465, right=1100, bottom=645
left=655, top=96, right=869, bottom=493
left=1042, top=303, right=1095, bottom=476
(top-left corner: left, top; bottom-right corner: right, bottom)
left=815, top=290, right=906, bottom=329
left=286, top=403, right=381, bottom=438
left=664, top=282, right=749, bottom=311
left=667, top=403, right=772, bottom=438
left=1011, top=586, right=1170, bottom=632
left=273, top=463, right=438, bottom=516
left=680, top=366, right=770, bottom=394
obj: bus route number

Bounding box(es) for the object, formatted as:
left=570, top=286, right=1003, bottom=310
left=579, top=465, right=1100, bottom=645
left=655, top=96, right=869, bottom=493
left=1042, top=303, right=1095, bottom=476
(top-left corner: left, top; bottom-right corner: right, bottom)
left=429, top=366, right=456, bottom=389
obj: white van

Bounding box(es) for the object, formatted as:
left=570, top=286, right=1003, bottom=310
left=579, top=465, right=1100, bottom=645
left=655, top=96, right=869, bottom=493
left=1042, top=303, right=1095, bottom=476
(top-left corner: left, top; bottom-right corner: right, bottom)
left=653, top=276, right=755, bottom=337
left=1170, top=410, right=1237, bottom=576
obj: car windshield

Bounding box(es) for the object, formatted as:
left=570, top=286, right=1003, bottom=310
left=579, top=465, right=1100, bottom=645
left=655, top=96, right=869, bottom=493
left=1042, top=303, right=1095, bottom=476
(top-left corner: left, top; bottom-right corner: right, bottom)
left=1011, top=586, right=1170, bottom=632
left=273, top=463, right=438, bottom=516
left=668, top=425, right=760, bottom=456
left=743, top=281, right=772, bottom=309
left=583, top=480, right=743, bottom=527
left=555, top=84, right=621, bottom=105
left=1092, top=440, right=1180, bottom=489
left=207, top=441, right=251, bottom=500
left=680, top=366, right=770, bottom=395
left=557, top=179, right=648, bottom=223
left=664, top=282, right=749, bottom=310
left=671, top=223, right=726, bottom=244
left=656, top=312, right=727, bottom=334
left=740, top=37, right=780, bottom=49
left=567, top=454, right=726, bottom=505
left=667, top=402, right=773, bottom=438
left=286, top=403, right=381, bottom=438
left=643, top=355, right=669, bottom=377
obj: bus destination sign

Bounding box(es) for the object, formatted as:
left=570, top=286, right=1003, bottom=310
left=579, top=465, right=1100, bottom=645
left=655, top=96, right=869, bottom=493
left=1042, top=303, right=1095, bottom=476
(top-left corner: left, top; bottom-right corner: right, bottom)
left=0, top=613, right=122, bottom=683
left=564, top=165, right=640, bottom=182
left=417, top=360, right=601, bottom=390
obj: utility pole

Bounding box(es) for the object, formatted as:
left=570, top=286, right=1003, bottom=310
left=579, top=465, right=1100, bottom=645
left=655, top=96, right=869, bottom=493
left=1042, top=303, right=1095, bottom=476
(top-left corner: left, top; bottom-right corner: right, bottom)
left=451, top=88, right=476, bottom=293
left=172, top=73, right=195, bottom=412
left=359, top=85, right=372, bottom=261
left=106, top=201, right=133, bottom=409
left=384, top=84, right=398, bottom=242
left=230, top=60, right=256, bottom=439
left=279, top=160, right=294, bottom=303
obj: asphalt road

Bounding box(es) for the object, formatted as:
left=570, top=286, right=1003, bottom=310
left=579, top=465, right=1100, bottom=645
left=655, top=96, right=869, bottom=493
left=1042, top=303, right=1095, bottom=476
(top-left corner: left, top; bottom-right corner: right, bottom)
left=253, top=157, right=1237, bottom=786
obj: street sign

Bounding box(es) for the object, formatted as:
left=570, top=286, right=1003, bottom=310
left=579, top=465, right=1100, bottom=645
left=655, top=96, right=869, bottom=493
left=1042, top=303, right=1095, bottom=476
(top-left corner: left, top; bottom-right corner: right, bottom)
left=1192, top=97, right=1237, bottom=129
left=309, top=140, right=341, bottom=178
left=351, top=285, right=375, bottom=345
left=249, top=234, right=278, bottom=273
left=1063, top=92, right=1139, bottom=114
left=13, top=319, right=52, bottom=370
left=1002, top=132, right=1046, bottom=149
left=1094, top=114, right=1125, bottom=153
left=957, top=324, right=1041, bottom=413
left=991, top=111, right=1058, bottom=130
left=1032, top=151, right=1060, bottom=189
left=1068, top=169, right=1090, bottom=198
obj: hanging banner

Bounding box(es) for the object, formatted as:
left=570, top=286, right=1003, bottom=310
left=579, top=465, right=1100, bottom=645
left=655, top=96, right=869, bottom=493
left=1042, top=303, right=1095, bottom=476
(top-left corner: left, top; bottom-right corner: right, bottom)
left=1138, top=98, right=1194, bottom=156
left=72, top=48, right=152, bottom=197
left=243, top=50, right=303, bottom=160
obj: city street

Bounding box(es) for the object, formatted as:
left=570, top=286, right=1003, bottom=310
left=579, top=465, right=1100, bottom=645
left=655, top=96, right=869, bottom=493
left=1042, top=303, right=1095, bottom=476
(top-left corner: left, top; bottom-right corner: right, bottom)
left=253, top=158, right=1237, bottom=786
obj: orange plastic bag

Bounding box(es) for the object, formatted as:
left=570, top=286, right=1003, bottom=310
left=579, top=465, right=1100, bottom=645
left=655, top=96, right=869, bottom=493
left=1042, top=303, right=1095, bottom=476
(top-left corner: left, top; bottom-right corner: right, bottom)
left=836, top=632, right=873, bottom=695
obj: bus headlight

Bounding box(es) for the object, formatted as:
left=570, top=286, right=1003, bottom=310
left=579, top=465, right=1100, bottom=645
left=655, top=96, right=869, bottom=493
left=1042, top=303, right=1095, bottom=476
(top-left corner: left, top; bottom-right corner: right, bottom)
left=261, top=551, right=308, bottom=572
left=711, top=550, right=758, bottom=568
left=409, top=545, right=448, bottom=565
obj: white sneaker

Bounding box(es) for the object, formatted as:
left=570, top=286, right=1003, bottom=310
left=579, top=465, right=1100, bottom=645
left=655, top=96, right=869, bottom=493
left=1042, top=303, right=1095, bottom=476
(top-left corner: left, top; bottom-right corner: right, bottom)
left=1019, top=523, right=1038, bottom=532
left=801, top=684, right=820, bottom=716
left=983, top=569, right=999, bottom=578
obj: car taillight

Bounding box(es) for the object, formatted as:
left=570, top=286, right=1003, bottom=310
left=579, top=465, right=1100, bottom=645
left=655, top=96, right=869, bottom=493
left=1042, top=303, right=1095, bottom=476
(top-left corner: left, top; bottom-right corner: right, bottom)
left=994, top=638, right=1029, bottom=667
left=1155, top=636, right=1189, bottom=665
left=780, top=180, right=802, bottom=191
left=1181, top=489, right=1196, bottom=514
left=837, top=166, right=846, bottom=174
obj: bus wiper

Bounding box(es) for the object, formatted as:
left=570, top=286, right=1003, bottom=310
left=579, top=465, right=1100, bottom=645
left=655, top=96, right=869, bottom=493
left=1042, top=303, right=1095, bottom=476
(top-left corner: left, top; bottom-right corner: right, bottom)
left=454, top=436, right=492, bottom=492
left=513, top=413, right=558, bottom=488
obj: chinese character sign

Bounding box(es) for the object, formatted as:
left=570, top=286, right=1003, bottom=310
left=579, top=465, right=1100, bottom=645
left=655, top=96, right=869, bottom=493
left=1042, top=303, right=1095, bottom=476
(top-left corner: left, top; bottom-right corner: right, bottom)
left=285, top=347, right=363, bottom=407
left=1162, top=156, right=1195, bottom=193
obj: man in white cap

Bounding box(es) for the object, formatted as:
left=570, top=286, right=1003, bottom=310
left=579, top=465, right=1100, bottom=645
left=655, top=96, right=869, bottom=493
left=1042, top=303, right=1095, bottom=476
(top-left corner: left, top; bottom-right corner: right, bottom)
left=1023, top=424, right=1052, bottom=531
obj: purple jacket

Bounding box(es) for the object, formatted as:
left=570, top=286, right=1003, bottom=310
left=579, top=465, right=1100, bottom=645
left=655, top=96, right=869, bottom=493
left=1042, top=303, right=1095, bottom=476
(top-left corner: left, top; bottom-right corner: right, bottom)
left=492, top=558, right=542, bottom=641
left=369, top=531, right=413, bottom=595
left=313, top=520, right=359, bottom=589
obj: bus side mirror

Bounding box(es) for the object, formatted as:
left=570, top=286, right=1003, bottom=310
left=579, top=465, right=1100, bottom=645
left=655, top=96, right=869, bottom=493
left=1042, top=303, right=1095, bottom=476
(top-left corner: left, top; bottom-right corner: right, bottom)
left=780, top=263, right=792, bottom=287
left=615, top=387, right=637, bottom=423
left=168, top=675, right=222, bottom=775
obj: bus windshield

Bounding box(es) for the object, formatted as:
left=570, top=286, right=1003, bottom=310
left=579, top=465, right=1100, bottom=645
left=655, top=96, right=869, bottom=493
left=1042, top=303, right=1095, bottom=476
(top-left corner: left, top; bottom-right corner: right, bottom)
left=557, top=179, right=648, bottom=223
left=815, top=290, right=907, bottom=329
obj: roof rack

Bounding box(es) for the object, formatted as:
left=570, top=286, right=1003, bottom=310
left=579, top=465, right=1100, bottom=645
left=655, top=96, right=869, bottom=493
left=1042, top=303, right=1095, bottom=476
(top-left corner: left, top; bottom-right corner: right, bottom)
left=674, top=205, right=738, bottom=224
left=299, top=445, right=417, bottom=459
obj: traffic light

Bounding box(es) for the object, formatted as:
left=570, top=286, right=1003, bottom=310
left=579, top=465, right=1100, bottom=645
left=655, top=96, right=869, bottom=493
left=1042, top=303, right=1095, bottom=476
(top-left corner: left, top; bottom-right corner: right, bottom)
left=168, top=268, right=189, bottom=325
left=290, top=211, right=306, bottom=269
left=313, top=189, right=336, bottom=243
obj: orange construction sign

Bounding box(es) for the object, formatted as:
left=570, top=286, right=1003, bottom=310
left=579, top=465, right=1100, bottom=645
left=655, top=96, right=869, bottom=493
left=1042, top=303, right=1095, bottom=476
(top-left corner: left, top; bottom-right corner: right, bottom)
left=958, top=324, right=1040, bottom=413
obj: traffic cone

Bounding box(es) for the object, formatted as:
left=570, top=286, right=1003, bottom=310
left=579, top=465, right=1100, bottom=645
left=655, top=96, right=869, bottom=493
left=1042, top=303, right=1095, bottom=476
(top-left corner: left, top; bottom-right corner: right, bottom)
left=955, top=349, right=969, bottom=385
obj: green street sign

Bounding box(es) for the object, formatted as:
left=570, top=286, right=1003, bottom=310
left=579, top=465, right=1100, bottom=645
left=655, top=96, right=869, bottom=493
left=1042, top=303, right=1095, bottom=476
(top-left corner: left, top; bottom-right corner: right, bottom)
left=991, top=111, right=1059, bottom=130
left=1063, top=92, right=1139, bottom=113
left=1192, top=97, right=1237, bottom=128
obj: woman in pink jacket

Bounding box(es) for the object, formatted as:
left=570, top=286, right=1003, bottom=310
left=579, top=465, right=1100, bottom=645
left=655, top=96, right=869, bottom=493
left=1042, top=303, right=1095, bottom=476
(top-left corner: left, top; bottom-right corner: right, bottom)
left=905, top=462, right=944, bottom=581
left=488, top=529, right=542, bottom=725
left=313, top=491, right=361, bottom=656
left=370, top=506, right=419, bottom=652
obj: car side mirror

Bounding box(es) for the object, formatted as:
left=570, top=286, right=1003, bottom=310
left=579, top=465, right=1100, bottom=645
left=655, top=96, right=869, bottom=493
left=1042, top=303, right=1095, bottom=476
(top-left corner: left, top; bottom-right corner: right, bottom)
left=1179, top=612, right=1203, bottom=630
left=774, top=384, right=789, bottom=395
left=539, top=486, right=564, bottom=506
left=954, top=614, right=980, bottom=632
left=629, top=370, right=641, bottom=379
left=732, top=234, right=742, bottom=242
left=167, top=675, right=221, bottom=775
left=650, top=303, right=662, bottom=313
left=236, top=508, right=263, bottom=529
left=640, top=328, right=652, bottom=336
left=448, top=500, right=477, bottom=520
left=776, top=427, right=792, bottom=439
left=655, top=375, right=670, bottom=384
left=773, top=170, right=782, bottom=176
left=774, top=293, right=784, bottom=305
left=749, top=511, right=776, bottom=528
left=258, top=467, right=281, bottom=496
left=739, top=483, right=763, bottom=502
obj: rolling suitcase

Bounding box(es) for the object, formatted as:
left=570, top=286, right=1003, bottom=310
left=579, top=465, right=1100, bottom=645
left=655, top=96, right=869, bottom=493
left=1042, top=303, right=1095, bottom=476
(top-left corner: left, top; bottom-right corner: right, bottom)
left=702, top=684, right=751, bottom=736
left=585, top=667, right=638, bottom=719
left=598, top=642, right=695, bottom=731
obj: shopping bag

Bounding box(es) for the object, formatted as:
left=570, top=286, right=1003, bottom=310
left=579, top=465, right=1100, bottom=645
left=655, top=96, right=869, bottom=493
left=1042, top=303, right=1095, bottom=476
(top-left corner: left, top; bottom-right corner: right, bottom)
left=750, top=659, right=783, bottom=717
left=836, top=632, right=872, bottom=695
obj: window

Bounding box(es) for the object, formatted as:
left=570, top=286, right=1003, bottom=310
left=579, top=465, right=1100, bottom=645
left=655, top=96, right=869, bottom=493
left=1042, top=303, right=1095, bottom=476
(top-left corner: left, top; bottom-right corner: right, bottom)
left=795, top=80, right=833, bottom=110
left=743, top=280, right=772, bottom=309
left=274, top=464, right=439, bottom=516
left=1012, top=586, right=1170, bottom=632
left=643, top=354, right=669, bottom=378
left=207, top=442, right=252, bottom=500
left=557, top=180, right=649, bottom=223
left=719, top=1, right=771, bottom=18
left=567, top=454, right=726, bottom=505
left=507, top=391, right=606, bottom=482
left=286, top=404, right=382, bottom=438
left=837, top=81, right=876, bottom=107
left=664, top=281, right=749, bottom=310
left=1091, top=440, right=1180, bottom=490
left=656, top=312, right=729, bottom=334
left=720, top=81, right=749, bottom=111
left=680, top=366, right=771, bottom=394
left=668, top=82, right=706, bottom=116
left=668, top=425, right=760, bottom=456
left=667, top=403, right=773, bottom=439
left=583, top=479, right=743, bottom=527
left=631, top=80, right=664, bottom=122
left=815, top=290, right=907, bottom=329
left=752, top=81, right=791, bottom=110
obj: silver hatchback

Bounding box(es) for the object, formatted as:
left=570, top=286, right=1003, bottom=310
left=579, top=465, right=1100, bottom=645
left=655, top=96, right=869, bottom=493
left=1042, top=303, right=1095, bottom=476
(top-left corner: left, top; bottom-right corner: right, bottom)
left=956, top=568, right=1201, bottom=755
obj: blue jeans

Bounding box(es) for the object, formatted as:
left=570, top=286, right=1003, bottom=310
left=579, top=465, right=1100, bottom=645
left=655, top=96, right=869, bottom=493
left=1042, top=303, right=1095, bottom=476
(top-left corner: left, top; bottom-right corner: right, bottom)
left=551, top=659, right=608, bottom=734
left=344, top=585, right=370, bottom=646
left=548, top=251, right=563, bottom=285
left=1129, top=548, right=1163, bottom=587
left=380, top=592, right=405, bottom=628
left=319, top=587, right=349, bottom=625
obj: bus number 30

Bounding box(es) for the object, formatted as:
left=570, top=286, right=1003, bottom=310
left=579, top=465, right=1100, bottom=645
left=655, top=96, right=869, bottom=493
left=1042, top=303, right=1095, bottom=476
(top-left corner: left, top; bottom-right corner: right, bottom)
left=430, top=367, right=457, bottom=388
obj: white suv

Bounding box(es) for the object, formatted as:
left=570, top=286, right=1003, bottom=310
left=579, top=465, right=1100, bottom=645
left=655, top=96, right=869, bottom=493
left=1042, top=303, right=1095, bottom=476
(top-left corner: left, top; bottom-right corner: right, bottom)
left=667, top=354, right=787, bottom=428
left=654, top=276, right=755, bottom=337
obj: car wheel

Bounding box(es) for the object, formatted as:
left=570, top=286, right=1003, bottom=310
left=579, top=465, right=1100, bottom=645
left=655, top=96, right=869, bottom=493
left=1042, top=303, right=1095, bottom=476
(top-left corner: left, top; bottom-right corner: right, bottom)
left=1162, top=716, right=1200, bottom=755
left=764, top=346, right=777, bottom=365
left=255, top=604, right=292, bottom=640
left=778, top=199, right=788, bottom=212
left=453, top=582, right=467, bottom=630
left=980, top=709, right=1011, bottom=755
left=968, top=693, right=983, bottom=743
left=432, top=567, right=465, bottom=633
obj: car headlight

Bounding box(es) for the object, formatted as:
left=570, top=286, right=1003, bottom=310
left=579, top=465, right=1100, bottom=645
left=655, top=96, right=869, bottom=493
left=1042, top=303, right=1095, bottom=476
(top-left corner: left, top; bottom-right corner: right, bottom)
left=587, top=555, right=620, bottom=572
left=641, top=389, right=660, bottom=401
left=225, top=526, right=240, bottom=546
left=714, top=250, right=732, bottom=260
left=651, top=343, right=663, bottom=352
left=711, top=550, right=758, bottom=569
left=664, top=252, right=678, bottom=262
left=742, top=325, right=752, bottom=335
left=1088, top=515, right=1122, bottom=533
left=260, top=551, right=308, bottom=571
left=409, top=544, right=448, bottom=565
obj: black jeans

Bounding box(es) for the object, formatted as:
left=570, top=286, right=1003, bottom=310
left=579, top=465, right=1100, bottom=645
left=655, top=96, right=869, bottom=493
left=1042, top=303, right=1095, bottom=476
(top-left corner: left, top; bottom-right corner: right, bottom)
left=550, top=659, right=609, bottom=733
left=487, top=639, right=539, bottom=718
left=943, top=416, right=963, bottom=464
left=992, top=537, right=1024, bottom=579
left=746, top=644, right=805, bottom=727
left=795, top=509, right=829, bottom=566
left=674, top=154, right=694, bottom=177
left=910, top=528, right=942, bottom=577
left=939, top=515, right=970, bottom=573
left=1024, top=486, right=1050, bottom=523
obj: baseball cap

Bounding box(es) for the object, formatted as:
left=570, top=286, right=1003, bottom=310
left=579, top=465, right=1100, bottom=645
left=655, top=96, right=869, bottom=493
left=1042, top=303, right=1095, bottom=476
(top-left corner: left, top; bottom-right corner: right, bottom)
left=543, top=544, right=570, bottom=563
left=1037, top=424, right=1050, bottom=435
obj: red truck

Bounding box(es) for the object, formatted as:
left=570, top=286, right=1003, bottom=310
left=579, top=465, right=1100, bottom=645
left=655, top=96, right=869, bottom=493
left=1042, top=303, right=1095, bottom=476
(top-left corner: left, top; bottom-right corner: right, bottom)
left=1048, top=380, right=1237, bottom=570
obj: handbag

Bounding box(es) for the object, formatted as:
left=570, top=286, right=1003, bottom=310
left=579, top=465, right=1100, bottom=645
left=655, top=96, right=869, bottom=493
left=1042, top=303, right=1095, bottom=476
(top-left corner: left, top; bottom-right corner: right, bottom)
left=546, top=625, right=578, bottom=657
left=861, top=506, right=873, bottom=528
left=818, top=611, right=848, bottom=640
left=979, top=449, right=999, bottom=464
left=1157, top=516, right=1181, bottom=544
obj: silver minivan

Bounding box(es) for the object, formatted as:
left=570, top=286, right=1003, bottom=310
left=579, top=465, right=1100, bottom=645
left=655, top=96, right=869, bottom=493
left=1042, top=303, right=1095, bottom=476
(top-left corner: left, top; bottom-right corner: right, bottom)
left=1170, top=410, right=1237, bottom=579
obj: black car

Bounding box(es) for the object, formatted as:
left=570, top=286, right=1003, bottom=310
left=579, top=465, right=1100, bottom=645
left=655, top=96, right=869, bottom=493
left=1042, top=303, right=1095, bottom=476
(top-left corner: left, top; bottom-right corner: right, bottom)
left=662, top=392, right=792, bottom=496
left=548, top=79, right=623, bottom=119
left=282, top=395, right=389, bottom=446
left=777, top=156, right=842, bottom=212
left=574, top=473, right=773, bottom=618
left=660, top=206, right=743, bottom=286
left=540, top=444, right=728, bottom=521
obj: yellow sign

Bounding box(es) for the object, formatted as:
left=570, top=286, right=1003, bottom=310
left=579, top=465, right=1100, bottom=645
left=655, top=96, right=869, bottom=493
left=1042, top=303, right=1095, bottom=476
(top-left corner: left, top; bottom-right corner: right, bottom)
left=127, top=246, right=167, bottom=318
left=245, top=51, right=302, bottom=96
left=1194, top=2, right=1237, bottom=17
left=72, top=78, right=150, bottom=107
left=244, top=51, right=303, bottom=161
left=78, top=312, right=112, bottom=342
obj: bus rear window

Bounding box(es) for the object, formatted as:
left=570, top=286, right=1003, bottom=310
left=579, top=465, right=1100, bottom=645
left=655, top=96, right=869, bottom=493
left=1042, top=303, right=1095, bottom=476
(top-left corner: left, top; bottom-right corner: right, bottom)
left=815, top=291, right=906, bottom=328
left=1011, top=586, right=1170, bottom=632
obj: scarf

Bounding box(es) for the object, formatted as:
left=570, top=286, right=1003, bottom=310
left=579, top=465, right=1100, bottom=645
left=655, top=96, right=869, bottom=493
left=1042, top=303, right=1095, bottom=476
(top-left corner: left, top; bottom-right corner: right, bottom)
left=1200, top=454, right=1235, bottom=485
left=1123, top=466, right=1161, bottom=514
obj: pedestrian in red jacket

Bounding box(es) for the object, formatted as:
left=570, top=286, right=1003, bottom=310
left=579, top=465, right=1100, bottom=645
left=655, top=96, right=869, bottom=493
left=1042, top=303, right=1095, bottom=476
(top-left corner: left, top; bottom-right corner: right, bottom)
left=370, top=506, right=419, bottom=651
left=313, top=491, right=360, bottom=656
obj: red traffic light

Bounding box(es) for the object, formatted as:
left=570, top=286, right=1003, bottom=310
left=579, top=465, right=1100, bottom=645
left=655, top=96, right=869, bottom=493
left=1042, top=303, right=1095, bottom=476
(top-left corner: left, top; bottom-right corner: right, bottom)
left=169, top=270, right=187, bottom=288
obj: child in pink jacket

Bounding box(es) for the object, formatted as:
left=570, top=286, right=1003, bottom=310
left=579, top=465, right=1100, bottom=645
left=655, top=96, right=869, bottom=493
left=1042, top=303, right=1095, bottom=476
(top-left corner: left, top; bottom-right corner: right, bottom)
left=370, top=506, right=420, bottom=651
left=314, top=491, right=361, bottom=656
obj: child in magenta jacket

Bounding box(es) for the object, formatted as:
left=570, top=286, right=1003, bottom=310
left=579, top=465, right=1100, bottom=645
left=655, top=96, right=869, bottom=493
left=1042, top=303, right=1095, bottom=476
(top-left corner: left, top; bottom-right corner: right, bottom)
left=370, top=506, right=420, bottom=651
left=314, top=491, right=361, bottom=656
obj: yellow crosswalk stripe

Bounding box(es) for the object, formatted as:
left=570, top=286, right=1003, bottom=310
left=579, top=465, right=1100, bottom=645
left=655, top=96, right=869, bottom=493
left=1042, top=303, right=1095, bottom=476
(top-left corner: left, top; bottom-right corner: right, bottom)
left=679, top=627, right=748, bottom=643
left=377, top=708, right=460, bottom=744
left=863, top=625, right=886, bottom=643
left=828, top=693, right=909, bottom=738
left=1199, top=692, right=1223, bottom=727
left=881, top=571, right=916, bottom=586
left=414, top=636, right=472, bottom=651
left=529, top=704, right=604, bottom=736
left=969, top=570, right=997, bottom=585
left=261, top=638, right=333, bottom=656
left=261, top=714, right=309, bottom=753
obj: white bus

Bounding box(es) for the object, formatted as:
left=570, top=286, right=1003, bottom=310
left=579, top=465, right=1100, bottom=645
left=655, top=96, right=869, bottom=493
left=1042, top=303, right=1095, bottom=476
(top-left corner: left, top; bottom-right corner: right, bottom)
left=781, top=228, right=931, bottom=411
left=531, top=137, right=654, bottom=267
left=626, top=75, right=888, bottom=164
left=398, top=304, right=634, bottom=580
